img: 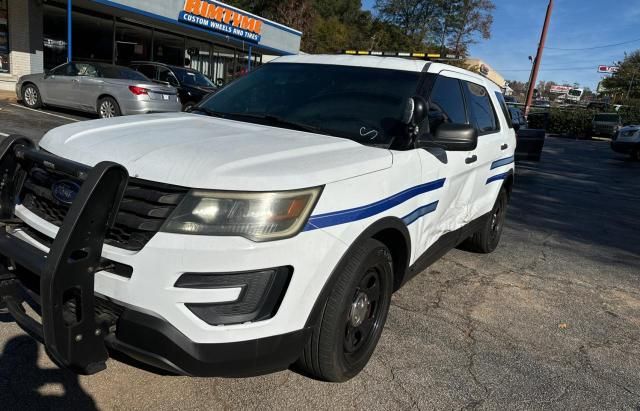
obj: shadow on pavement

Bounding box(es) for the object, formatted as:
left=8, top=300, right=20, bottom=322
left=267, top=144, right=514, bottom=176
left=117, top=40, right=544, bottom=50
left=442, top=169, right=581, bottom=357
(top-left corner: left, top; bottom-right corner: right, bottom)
left=0, top=335, right=98, bottom=411
left=509, top=139, right=640, bottom=262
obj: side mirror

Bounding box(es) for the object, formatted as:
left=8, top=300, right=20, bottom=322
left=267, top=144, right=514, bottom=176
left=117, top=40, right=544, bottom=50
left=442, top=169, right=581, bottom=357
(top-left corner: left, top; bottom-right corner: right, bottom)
left=402, top=96, right=428, bottom=127
left=418, top=123, right=478, bottom=151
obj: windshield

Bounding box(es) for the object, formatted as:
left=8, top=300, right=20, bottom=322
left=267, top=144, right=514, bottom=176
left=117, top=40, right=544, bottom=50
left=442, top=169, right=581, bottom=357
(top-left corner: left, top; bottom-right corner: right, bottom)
left=197, top=63, right=422, bottom=146
left=173, top=68, right=215, bottom=87
left=568, top=89, right=582, bottom=96
left=594, top=114, right=619, bottom=122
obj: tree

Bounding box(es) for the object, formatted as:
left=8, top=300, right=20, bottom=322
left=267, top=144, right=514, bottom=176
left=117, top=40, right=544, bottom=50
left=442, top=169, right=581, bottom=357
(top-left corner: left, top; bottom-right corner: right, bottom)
left=602, top=51, right=640, bottom=101
left=447, top=0, right=495, bottom=57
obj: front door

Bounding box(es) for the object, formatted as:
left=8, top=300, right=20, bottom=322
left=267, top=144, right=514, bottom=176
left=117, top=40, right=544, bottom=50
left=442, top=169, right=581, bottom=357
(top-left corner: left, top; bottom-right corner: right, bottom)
left=41, top=63, right=78, bottom=107
left=414, top=73, right=479, bottom=255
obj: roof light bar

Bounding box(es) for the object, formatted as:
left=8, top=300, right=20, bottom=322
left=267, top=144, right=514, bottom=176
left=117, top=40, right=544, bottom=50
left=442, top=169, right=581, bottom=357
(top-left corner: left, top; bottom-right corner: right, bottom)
left=340, top=51, right=462, bottom=61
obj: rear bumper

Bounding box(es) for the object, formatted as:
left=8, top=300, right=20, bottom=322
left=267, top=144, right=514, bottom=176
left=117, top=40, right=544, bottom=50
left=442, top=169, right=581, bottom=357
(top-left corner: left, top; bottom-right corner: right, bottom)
left=119, top=98, right=182, bottom=115
left=611, top=141, right=640, bottom=154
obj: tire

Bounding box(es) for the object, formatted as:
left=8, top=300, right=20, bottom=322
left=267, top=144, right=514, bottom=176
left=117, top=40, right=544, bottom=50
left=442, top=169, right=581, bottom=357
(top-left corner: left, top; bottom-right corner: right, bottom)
left=22, top=84, right=42, bottom=109
left=296, top=238, right=393, bottom=382
left=632, top=149, right=640, bottom=162
left=464, top=187, right=509, bottom=254
left=97, top=97, right=121, bottom=119
left=182, top=102, right=195, bottom=112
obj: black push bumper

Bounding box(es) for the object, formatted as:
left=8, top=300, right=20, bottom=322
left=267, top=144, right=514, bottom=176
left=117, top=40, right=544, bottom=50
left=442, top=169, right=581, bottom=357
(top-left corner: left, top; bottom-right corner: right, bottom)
left=0, top=135, right=309, bottom=377
left=0, top=135, right=128, bottom=374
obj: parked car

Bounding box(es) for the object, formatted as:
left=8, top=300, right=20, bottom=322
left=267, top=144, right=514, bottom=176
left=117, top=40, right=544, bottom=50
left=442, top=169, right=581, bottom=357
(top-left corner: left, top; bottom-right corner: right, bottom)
left=16, top=62, right=181, bottom=118
left=130, top=61, right=218, bottom=111
left=0, top=55, right=516, bottom=382
left=611, top=125, right=640, bottom=161
left=509, top=107, right=545, bottom=161
left=533, top=99, right=551, bottom=108
left=591, top=113, right=623, bottom=138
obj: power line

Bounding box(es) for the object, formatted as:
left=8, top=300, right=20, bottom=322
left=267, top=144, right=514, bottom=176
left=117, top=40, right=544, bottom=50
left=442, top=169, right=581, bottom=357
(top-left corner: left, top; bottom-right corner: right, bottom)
left=546, top=37, right=640, bottom=51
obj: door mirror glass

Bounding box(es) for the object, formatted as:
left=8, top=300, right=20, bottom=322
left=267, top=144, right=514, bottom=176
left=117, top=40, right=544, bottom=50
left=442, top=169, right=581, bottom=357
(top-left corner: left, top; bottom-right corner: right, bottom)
left=402, top=96, right=428, bottom=126
left=418, top=123, right=478, bottom=151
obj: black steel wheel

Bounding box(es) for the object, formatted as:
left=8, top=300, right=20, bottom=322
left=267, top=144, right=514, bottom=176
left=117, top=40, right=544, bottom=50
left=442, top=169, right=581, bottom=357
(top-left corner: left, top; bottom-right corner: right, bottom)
left=296, top=238, right=393, bottom=382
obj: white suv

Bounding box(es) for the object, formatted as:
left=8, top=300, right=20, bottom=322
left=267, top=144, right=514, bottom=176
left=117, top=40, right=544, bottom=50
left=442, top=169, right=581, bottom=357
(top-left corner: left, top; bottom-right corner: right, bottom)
left=0, top=55, right=516, bottom=382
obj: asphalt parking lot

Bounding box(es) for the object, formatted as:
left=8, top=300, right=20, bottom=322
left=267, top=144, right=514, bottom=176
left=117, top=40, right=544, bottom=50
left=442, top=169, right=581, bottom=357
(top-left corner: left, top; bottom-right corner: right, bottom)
left=0, top=103, right=639, bottom=410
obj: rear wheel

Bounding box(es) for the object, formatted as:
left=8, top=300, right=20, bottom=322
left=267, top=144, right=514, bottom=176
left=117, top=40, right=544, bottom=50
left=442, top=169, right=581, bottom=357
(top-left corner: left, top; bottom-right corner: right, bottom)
left=464, top=187, right=509, bottom=254
left=296, top=238, right=393, bottom=382
left=98, top=97, right=121, bottom=118
left=22, top=84, right=42, bottom=109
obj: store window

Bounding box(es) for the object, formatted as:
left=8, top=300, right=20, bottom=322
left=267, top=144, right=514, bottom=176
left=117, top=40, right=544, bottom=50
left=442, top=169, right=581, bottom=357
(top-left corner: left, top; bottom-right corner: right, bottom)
left=43, top=4, right=68, bottom=69
left=73, top=12, right=113, bottom=64
left=185, top=38, right=211, bottom=78
left=154, top=30, right=184, bottom=66
left=115, top=22, right=151, bottom=66
left=212, top=45, right=236, bottom=87
left=0, top=0, right=8, bottom=73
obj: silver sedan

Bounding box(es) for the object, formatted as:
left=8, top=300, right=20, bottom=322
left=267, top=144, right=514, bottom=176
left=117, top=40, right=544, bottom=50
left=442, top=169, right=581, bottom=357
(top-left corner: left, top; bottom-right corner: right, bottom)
left=16, top=62, right=181, bottom=118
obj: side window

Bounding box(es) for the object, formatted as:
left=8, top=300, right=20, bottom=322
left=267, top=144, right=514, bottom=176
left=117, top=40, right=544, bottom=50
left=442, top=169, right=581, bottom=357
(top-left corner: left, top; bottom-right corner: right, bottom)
left=158, top=67, right=179, bottom=87
left=427, top=76, right=467, bottom=134
left=136, top=64, right=157, bottom=81
left=494, top=92, right=513, bottom=129
left=76, top=63, right=98, bottom=77
left=463, top=81, right=499, bottom=134
left=51, top=63, right=78, bottom=77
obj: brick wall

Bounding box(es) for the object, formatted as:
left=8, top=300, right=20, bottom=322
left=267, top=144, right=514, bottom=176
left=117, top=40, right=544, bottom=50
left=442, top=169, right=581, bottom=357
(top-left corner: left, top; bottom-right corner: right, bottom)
left=0, top=0, right=43, bottom=91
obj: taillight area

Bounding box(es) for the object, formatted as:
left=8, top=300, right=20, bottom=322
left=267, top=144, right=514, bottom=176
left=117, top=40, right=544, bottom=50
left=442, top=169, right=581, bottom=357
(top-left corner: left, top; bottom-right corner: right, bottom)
left=129, top=85, right=149, bottom=96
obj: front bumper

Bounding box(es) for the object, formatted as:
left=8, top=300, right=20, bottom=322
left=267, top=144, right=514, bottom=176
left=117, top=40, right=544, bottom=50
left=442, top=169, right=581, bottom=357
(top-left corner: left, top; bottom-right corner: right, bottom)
left=611, top=141, right=640, bottom=154
left=0, top=135, right=346, bottom=376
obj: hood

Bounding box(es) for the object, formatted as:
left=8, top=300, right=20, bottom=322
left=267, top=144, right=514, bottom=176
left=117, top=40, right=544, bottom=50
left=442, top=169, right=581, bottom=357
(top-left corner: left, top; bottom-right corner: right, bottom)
left=39, top=113, right=392, bottom=191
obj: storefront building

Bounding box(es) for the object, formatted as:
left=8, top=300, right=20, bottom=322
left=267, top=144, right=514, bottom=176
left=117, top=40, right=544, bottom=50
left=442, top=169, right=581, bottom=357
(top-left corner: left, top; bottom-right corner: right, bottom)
left=0, top=0, right=302, bottom=90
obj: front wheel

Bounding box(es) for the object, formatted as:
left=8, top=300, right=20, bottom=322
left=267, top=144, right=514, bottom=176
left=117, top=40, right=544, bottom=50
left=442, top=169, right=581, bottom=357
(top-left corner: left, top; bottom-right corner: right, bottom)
left=98, top=97, right=121, bottom=119
left=22, top=84, right=42, bottom=109
left=296, top=238, right=393, bottom=382
left=463, top=187, right=509, bottom=253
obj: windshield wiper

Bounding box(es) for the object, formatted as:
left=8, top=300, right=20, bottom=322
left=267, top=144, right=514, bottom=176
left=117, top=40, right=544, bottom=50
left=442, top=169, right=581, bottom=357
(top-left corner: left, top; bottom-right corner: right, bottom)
left=226, top=113, right=323, bottom=134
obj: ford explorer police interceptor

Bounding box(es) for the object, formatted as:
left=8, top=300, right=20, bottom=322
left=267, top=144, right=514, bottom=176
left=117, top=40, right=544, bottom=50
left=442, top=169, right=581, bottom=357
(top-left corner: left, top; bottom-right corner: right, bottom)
left=0, top=54, right=516, bottom=382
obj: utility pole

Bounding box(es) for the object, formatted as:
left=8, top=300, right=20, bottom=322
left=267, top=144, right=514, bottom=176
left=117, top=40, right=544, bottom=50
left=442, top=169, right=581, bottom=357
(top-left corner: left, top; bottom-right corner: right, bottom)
left=525, top=0, right=553, bottom=116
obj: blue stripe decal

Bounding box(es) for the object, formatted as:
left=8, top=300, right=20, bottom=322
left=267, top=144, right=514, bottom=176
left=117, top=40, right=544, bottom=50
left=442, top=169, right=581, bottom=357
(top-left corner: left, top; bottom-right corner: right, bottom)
left=486, top=171, right=511, bottom=184
left=490, top=156, right=515, bottom=170
left=402, top=201, right=439, bottom=226
left=304, top=178, right=446, bottom=231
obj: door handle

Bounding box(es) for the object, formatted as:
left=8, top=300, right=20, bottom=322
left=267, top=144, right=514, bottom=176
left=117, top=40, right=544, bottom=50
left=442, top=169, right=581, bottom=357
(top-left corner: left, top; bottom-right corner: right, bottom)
left=465, top=155, right=478, bottom=164
left=501, top=144, right=508, bottom=150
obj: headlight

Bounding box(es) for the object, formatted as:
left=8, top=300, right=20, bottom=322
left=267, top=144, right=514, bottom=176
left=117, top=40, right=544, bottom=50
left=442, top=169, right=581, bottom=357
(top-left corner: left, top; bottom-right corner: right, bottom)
left=161, top=188, right=321, bottom=241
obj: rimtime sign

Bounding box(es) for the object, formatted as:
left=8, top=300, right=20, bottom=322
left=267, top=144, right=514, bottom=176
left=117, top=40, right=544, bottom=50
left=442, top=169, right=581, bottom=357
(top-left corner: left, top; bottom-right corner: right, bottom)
left=179, top=0, right=263, bottom=43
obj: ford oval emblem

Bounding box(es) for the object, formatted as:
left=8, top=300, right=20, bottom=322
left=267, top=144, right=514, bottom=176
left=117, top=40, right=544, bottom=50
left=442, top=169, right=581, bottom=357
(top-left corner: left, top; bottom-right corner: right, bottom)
left=51, top=180, right=81, bottom=205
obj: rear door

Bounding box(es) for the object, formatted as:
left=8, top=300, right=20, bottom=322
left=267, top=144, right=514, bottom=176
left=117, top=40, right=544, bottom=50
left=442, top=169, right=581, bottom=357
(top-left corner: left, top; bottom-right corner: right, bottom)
left=74, top=63, right=105, bottom=111
left=462, top=81, right=513, bottom=219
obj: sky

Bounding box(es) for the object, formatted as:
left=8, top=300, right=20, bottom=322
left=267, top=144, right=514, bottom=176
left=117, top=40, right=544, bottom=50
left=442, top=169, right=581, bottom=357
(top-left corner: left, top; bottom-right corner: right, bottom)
left=362, top=0, right=640, bottom=90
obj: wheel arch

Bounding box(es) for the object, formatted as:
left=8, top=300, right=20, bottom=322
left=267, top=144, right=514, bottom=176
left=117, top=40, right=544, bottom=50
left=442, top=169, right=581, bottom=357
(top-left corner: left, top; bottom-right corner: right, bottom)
left=96, top=94, right=120, bottom=112
left=503, top=169, right=515, bottom=200
left=304, top=217, right=411, bottom=328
